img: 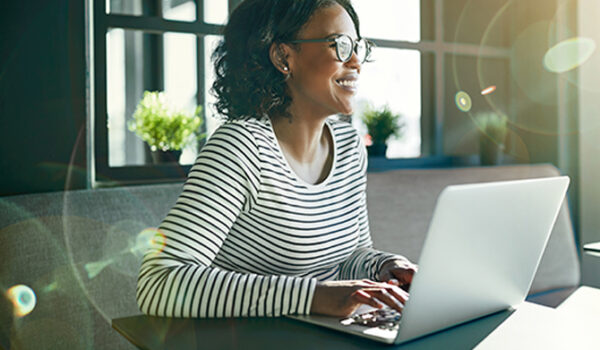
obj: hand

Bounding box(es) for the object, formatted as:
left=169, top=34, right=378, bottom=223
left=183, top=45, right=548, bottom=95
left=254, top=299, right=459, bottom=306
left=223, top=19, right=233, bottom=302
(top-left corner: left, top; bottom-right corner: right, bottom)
left=310, top=279, right=409, bottom=317
left=378, top=258, right=418, bottom=291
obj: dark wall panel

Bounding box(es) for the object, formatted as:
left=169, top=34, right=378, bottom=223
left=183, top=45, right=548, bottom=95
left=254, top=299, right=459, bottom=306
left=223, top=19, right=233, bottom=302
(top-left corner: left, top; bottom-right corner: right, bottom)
left=0, top=0, right=86, bottom=196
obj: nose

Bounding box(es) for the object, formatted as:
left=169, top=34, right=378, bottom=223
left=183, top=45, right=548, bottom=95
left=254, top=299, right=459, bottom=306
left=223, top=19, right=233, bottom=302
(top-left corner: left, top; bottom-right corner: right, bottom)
left=345, top=50, right=361, bottom=74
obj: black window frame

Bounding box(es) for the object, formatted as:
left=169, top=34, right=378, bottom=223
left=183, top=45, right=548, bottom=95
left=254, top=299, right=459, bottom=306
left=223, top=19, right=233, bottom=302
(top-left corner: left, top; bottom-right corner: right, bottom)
left=90, top=0, right=241, bottom=187
left=88, top=0, right=530, bottom=187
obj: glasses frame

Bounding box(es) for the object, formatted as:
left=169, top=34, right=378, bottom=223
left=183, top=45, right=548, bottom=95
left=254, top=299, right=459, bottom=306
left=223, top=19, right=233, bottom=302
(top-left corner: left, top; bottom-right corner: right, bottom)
left=288, top=34, right=374, bottom=63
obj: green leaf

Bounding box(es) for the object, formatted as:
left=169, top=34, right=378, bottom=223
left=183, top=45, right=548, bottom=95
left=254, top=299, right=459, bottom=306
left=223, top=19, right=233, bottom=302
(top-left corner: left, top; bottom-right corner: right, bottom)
left=129, top=91, right=204, bottom=151
left=361, top=105, right=404, bottom=145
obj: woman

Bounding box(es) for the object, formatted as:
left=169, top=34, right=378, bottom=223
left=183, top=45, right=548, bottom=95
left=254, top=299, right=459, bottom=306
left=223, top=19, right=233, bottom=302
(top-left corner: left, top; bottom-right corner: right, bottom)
left=136, top=0, right=417, bottom=318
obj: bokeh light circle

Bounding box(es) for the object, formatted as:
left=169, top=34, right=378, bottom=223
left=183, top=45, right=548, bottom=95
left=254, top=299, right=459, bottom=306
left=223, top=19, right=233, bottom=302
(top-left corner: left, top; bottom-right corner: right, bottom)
left=455, top=91, right=472, bottom=112
left=543, top=37, right=596, bottom=73
left=134, top=227, right=167, bottom=257
left=6, top=285, right=36, bottom=317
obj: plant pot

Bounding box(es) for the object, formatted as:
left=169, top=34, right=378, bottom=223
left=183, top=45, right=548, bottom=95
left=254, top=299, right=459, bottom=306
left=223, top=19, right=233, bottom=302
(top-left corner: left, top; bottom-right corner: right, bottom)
left=150, top=150, right=182, bottom=164
left=479, top=137, right=504, bottom=166
left=367, top=143, right=387, bottom=157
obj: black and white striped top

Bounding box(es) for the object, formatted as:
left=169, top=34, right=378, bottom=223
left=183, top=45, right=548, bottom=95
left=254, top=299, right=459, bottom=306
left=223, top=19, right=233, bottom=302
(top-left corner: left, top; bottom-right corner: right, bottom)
left=136, top=116, right=402, bottom=318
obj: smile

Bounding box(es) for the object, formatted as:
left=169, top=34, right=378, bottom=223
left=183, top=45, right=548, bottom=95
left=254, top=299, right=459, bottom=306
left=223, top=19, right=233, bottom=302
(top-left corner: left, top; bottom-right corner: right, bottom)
left=336, top=79, right=358, bottom=89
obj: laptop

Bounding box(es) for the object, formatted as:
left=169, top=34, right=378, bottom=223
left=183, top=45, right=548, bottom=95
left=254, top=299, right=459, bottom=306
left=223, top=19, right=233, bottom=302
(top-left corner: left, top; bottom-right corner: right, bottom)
left=288, top=176, right=570, bottom=345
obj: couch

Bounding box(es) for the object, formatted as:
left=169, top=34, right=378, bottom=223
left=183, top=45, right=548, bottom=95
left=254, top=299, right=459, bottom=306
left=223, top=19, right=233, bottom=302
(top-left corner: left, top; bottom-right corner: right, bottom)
left=0, top=164, right=580, bottom=349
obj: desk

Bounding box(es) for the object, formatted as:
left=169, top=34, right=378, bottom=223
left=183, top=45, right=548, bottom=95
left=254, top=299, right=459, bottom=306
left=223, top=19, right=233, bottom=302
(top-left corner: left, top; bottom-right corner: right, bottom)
left=113, top=287, right=599, bottom=350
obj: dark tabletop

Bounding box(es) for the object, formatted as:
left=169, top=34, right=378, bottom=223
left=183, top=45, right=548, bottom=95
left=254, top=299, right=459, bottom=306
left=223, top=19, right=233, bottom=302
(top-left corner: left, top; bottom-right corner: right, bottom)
left=113, top=309, right=515, bottom=350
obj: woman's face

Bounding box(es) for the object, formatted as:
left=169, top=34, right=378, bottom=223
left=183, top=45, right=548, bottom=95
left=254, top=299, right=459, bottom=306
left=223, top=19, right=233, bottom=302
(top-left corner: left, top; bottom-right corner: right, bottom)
left=285, top=4, right=361, bottom=118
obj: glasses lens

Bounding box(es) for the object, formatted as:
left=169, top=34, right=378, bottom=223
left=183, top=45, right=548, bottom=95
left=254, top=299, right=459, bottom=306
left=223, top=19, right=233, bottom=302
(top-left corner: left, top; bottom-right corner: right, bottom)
left=356, top=39, right=368, bottom=63
left=336, top=35, right=353, bottom=62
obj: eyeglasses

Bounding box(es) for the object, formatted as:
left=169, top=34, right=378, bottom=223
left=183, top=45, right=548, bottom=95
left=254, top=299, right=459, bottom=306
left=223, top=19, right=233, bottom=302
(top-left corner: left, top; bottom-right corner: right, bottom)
left=289, top=34, right=374, bottom=64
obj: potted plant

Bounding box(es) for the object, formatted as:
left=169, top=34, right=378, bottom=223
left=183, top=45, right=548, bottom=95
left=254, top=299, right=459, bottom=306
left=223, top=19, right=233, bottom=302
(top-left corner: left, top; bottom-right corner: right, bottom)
left=128, top=91, right=203, bottom=164
left=474, top=112, right=508, bottom=166
left=361, top=105, right=404, bottom=157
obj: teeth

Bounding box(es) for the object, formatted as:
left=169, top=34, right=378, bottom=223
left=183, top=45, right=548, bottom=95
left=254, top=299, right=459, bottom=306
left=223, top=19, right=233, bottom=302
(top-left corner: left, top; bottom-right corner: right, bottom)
left=337, top=80, right=357, bottom=88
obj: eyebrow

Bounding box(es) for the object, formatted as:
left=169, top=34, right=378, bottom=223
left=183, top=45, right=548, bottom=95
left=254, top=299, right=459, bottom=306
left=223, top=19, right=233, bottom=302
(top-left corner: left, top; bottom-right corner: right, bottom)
left=326, top=33, right=361, bottom=40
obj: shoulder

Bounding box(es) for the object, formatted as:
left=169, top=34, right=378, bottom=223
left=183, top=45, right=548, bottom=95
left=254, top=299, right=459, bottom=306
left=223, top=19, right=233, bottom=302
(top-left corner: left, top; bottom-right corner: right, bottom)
left=328, top=117, right=364, bottom=151
left=201, top=118, right=267, bottom=167
left=327, top=117, right=367, bottom=173
left=328, top=117, right=359, bottom=136
left=211, top=117, right=272, bottom=144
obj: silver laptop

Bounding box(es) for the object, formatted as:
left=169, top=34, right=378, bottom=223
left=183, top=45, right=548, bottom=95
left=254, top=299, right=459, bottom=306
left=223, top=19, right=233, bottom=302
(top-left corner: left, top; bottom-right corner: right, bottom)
left=288, top=176, right=570, bottom=345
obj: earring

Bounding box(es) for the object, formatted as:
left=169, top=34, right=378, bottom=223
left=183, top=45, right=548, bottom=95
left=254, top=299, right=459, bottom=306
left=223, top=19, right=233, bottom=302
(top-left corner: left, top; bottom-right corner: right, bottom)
left=282, top=66, right=290, bottom=81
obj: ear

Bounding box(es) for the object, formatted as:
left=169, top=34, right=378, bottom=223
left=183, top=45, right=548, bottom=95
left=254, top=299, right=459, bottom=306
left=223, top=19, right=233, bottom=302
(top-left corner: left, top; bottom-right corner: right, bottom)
left=269, top=42, right=292, bottom=75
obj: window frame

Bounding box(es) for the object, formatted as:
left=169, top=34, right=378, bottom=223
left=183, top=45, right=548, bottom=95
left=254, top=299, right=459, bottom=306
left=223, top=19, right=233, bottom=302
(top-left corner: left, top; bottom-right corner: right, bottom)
left=87, top=0, right=516, bottom=187
left=363, top=0, right=511, bottom=160
left=88, top=0, right=241, bottom=188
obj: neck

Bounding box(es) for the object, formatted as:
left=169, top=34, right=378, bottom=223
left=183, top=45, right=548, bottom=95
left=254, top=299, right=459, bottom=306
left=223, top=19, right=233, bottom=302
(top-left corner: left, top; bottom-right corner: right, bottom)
left=271, top=113, right=329, bottom=164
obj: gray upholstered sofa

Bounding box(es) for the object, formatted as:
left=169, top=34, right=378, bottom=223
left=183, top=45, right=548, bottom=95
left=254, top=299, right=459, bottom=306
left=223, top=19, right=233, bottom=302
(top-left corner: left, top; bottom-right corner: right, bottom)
left=0, top=164, right=580, bottom=349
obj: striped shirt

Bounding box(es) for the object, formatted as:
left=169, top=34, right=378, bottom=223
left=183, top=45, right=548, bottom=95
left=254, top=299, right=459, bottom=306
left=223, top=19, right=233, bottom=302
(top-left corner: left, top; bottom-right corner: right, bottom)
left=136, top=116, right=402, bottom=318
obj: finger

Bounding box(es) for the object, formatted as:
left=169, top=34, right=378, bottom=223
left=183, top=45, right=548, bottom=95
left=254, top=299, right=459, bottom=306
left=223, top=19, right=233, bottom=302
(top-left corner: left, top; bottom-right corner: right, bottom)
left=368, top=283, right=410, bottom=307
left=360, top=280, right=408, bottom=302
left=361, top=287, right=405, bottom=312
left=352, top=289, right=383, bottom=309
left=367, top=289, right=404, bottom=313
left=384, top=285, right=409, bottom=305
left=386, top=279, right=400, bottom=286
left=361, top=279, right=379, bottom=286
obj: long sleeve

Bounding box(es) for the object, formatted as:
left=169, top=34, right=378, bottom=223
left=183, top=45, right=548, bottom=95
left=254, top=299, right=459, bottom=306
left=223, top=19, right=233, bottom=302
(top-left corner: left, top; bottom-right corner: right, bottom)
left=337, top=134, right=409, bottom=281
left=136, top=122, right=317, bottom=318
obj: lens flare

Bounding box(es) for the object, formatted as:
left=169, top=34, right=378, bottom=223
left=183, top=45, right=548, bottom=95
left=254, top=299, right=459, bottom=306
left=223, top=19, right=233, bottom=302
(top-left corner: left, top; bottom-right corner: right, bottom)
left=42, top=281, right=59, bottom=293
left=543, top=37, right=596, bottom=73
left=84, top=259, right=114, bottom=279
left=7, top=284, right=37, bottom=317
left=131, top=228, right=166, bottom=257
left=481, top=85, right=496, bottom=96
left=83, top=227, right=167, bottom=280
left=455, top=91, right=472, bottom=112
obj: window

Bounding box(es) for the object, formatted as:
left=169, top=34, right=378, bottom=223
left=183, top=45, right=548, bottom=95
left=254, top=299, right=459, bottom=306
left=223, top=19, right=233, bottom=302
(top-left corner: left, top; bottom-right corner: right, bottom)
left=89, top=0, right=516, bottom=186
left=352, top=0, right=422, bottom=158
left=352, top=0, right=513, bottom=160
left=90, top=0, right=240, bottom=186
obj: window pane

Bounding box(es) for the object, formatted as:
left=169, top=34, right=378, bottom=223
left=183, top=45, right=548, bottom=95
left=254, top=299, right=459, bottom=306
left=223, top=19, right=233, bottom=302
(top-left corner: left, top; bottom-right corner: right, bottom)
left=204, top=35, right=223, bottom=136
left=353, top=0, right=420, bottom=42
left=204, top=0, right=228, bottom=25
left=164, top=32, right=198, bottom=165
left=443, top=0, right=510, bottom=47
left=106, top=0, right=142, bottom=16
left=443, top=54, right=510, bottom=156
left=163, top=0, right=196, bottom=22
left=354, top=48, right=421, bottom=158
left=107, top=29, right=199, bottom=167
left=107, top=28, right=146, bottom=167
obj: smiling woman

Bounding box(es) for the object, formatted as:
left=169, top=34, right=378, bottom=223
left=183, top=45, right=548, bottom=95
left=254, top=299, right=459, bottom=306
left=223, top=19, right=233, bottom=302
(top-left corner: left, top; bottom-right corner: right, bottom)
left=136, top=0, right=417, bottom=319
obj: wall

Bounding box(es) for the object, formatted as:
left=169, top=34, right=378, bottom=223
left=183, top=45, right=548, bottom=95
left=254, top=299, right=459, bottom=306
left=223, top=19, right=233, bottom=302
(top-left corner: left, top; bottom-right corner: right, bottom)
left=578, top=0, right=600, bottom=287
left=0, top=0, right=87, bottom=196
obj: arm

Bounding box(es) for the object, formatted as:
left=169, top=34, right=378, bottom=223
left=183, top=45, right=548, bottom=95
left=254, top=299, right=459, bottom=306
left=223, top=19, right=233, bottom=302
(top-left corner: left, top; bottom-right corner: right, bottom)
left=136, top=123, right=316, bottom=318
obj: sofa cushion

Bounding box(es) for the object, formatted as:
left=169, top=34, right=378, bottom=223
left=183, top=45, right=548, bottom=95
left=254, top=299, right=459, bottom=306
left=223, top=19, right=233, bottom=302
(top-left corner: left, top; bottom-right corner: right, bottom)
left=0, top=183, right=183, bottom=349
left=366, top=164, right=580, bottom=295
left=0, top=164, right=581, bottom=349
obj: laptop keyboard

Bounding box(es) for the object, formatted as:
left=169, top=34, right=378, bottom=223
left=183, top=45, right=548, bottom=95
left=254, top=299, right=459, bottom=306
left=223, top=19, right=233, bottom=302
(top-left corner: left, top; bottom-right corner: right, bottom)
left=340, top=308, right=402, bottom=331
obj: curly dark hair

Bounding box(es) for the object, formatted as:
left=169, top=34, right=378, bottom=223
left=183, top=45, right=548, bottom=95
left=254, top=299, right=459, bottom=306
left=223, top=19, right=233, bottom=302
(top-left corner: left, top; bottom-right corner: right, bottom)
left=211, top=0, right=360, bottom=121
